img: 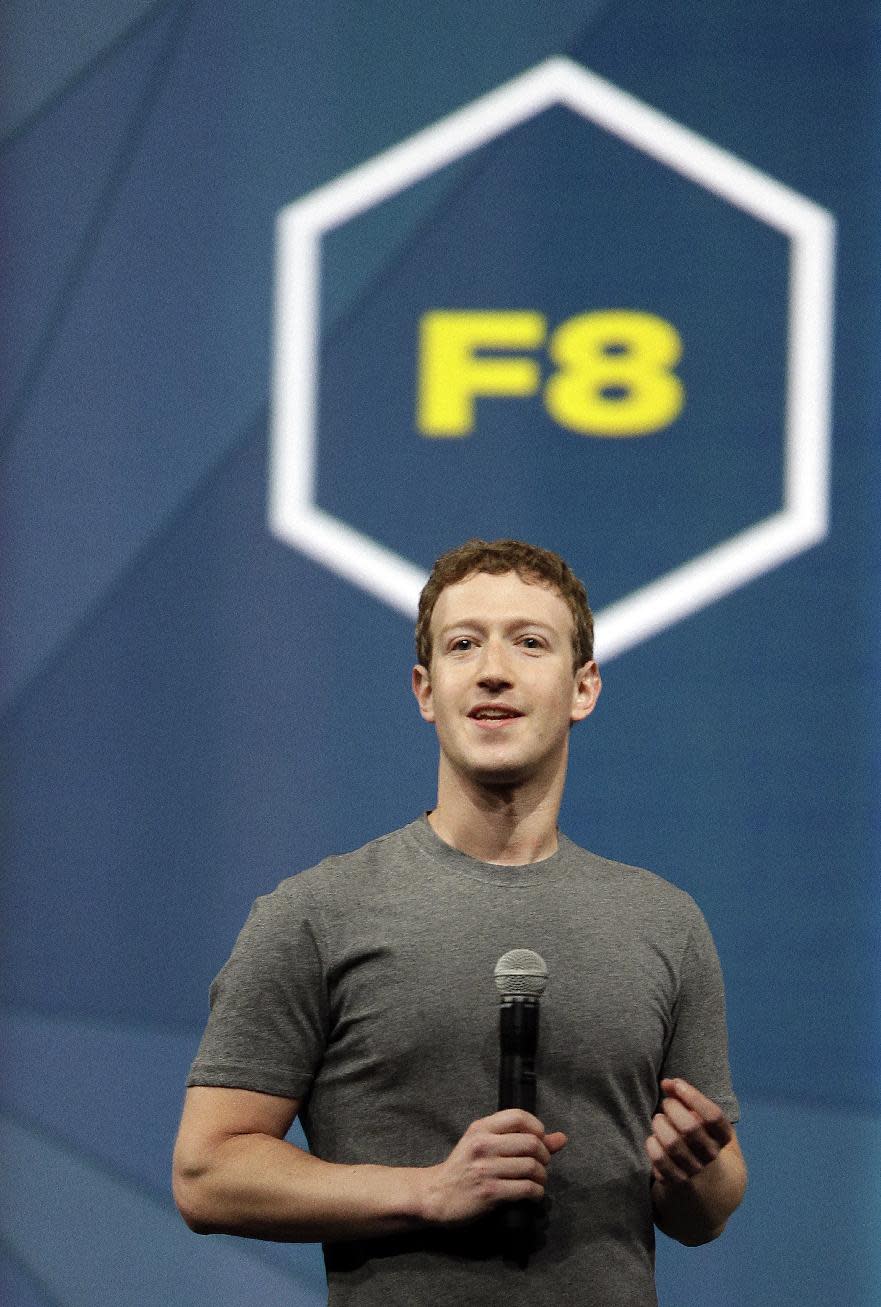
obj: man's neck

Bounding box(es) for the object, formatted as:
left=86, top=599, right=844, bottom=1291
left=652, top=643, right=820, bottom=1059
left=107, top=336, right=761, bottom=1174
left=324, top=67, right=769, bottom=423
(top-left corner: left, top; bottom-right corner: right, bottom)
left=428, top=764, right=564, bottom=865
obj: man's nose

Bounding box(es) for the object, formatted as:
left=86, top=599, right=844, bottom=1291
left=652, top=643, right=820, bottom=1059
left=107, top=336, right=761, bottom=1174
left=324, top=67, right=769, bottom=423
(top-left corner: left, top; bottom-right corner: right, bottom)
left=476, top=637, right=514, bottom=687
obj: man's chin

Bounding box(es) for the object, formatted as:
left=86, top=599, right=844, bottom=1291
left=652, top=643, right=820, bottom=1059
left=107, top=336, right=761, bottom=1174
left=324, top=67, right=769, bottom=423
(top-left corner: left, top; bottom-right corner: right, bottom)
left=468, top=760, right=530, bottom=787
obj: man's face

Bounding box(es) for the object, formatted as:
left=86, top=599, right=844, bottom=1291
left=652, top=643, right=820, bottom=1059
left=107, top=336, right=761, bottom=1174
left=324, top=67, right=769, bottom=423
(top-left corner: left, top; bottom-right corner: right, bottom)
left=412, top=570, right=600, bottom=787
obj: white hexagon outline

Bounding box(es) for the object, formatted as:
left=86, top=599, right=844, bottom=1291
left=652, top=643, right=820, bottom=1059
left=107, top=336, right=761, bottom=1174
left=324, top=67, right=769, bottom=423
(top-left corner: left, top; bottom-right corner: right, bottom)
left=268, top=56, right=835, bottom=662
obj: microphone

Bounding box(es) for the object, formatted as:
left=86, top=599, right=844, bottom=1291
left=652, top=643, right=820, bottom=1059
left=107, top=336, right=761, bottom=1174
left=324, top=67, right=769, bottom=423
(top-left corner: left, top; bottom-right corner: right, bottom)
left=494, top=949, right=548, bottom=1258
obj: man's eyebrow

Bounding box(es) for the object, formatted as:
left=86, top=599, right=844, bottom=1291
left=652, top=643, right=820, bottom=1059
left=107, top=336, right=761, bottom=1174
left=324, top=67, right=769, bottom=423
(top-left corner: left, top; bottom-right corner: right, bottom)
left=437, top=617, right=559, bottom=636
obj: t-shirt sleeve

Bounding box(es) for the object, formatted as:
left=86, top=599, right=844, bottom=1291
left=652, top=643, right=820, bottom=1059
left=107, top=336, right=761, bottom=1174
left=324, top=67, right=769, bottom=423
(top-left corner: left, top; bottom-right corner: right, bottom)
left=661, top=901, right=740, bottom=1124
left=186, top=878, right=329, bottom=1100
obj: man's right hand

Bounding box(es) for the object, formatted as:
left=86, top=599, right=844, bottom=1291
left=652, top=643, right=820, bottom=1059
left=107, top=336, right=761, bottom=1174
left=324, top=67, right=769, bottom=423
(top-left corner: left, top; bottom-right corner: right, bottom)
left=416, top=1109, right=567, bottom=1226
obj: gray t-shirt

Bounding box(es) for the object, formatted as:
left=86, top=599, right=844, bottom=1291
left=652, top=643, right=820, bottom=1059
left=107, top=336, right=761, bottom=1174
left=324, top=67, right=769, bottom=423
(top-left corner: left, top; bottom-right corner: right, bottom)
left=188, top=818, right=739, bottom=1306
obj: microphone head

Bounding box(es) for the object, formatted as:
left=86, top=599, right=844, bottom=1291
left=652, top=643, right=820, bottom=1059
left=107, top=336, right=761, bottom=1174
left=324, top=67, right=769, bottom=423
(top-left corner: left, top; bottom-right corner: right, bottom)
left=494, top=948, right=548, bottom=997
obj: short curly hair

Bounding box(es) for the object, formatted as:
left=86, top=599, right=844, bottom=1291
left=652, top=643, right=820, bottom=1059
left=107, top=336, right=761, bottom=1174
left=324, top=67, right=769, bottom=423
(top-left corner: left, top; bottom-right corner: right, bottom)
left=415, top=539, right=594, bottom=671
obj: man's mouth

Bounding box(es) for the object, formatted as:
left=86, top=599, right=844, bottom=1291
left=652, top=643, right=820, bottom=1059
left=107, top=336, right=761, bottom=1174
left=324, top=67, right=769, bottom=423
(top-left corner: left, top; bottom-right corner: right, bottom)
left=468, top=705, right=524, bottom=721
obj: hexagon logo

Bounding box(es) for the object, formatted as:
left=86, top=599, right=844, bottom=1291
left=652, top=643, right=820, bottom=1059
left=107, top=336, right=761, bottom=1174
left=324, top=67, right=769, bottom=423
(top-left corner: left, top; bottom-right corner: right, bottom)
left=268, top=56, right=835, bottom=661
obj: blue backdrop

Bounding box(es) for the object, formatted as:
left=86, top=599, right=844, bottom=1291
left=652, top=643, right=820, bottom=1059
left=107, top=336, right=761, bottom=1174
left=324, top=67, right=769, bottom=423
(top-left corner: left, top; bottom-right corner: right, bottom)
left=2, top=3, right=880, bottom=1304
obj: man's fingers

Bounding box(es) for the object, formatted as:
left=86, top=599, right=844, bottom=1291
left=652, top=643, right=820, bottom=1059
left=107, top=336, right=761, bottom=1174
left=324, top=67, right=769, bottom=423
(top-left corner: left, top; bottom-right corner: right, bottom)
left=646, top=1075, right=733, bottom=1183
left=659, top=1097, right=721, bottom=1165
left=660, top=1096, right=699, bottom=1132
left=469, top=1111, right=568, bottom=1157
left=476, top=1108, right=548, bottom=1137
left=645, top=1133, right=670, bottom=1179
left=659, top=1078, right=732, bottom=1144
left=483, top=1132, right=551, bottom=1165
left=491, top=1153, right=549, bottom=1183
left=430, top=1112, right=569, bottom=1225
left=659, top=1077, right=717, bottom=1115
left=645, top=1132, right=691, bottom=1184
left=660, top=1079, right=731, bottom=1127
left=467, top=1128, right=553, bottom=1199
left=649, top=1112, right=704, bottom=1178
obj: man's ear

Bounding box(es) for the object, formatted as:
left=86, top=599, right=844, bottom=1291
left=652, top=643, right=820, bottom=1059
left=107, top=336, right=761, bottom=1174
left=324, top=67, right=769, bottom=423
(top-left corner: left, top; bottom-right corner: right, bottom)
left=570, top=660, right=601, bottom=724
left=412, top=664, right=435, bottom=722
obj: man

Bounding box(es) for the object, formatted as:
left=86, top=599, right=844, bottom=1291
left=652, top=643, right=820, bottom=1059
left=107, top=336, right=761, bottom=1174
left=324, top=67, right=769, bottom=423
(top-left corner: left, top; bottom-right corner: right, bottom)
left=173, top=538, right=746, bottom=1305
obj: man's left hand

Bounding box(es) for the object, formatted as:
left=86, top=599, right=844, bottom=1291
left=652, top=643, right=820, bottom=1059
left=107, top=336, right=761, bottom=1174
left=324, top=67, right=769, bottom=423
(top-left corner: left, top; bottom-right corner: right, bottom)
left=644, top=1077, right=733, bottom=1186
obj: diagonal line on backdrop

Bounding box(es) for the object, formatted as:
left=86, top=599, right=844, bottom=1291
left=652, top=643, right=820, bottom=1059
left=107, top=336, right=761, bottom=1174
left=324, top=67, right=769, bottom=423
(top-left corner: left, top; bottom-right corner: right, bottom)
left=0, top=0, right=197, bottom=466
left=320, top=141, right=495, bottom=349
left=565, top=0, right=626, bottom=52
left=0, top=1233, right=66, bottom=1307
left=0, top=0, right=622, bottom=724
left=0, top=1106, right=315, bottom=1288
left=0, top=404, right=268, bottom=728
left=0, top=1104, right=193, bottom=1230
left=319, top=0, right=620, bottom=350
left=0, top=0, right=182, bottom=156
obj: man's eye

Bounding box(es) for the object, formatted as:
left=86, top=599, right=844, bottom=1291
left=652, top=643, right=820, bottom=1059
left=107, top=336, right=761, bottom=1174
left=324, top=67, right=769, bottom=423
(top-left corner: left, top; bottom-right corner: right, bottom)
left=520, top=636, right=545, bottom=650
left=451, top=637, right=474, bottom=651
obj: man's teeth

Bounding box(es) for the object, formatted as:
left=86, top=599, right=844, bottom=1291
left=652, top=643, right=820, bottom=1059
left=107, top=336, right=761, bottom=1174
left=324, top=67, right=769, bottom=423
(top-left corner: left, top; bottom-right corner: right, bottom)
left=473, top=709, right=517, bottom=718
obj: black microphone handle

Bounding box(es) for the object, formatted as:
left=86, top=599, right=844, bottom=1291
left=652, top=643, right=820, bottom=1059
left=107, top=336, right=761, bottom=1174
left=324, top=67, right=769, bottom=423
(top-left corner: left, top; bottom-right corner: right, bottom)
left=498, top=996, right=540, bottom=1252
left=498, top=996, right=539, bottom=1111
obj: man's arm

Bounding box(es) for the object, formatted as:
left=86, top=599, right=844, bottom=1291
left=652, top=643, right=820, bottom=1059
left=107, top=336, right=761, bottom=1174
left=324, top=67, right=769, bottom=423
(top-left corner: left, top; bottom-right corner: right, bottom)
left=645, top=1077, right=747, bottom=1246
left=172, top=1085, right=567, bottom=1242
